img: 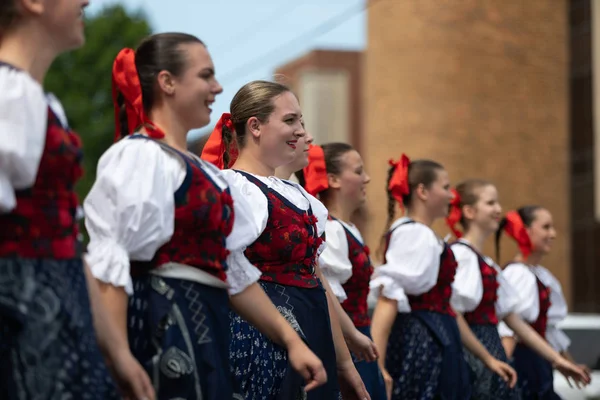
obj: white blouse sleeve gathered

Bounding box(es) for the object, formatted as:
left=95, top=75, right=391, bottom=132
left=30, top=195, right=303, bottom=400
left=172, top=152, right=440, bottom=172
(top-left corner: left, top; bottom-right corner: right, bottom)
left=450, top=243, right=483, bottom=313
left=84, top=139, right=183, bottom=295
left=0, top=67, right=48, bottom=212
left=497, top=263, right=540, bottom=338
left=534, top=266, right=571, bottom=352
left=218, top=169, right=270, bottom=295
left=370, top=218, right=441, bottom=312
left=318, top=219, right=353, bottom=301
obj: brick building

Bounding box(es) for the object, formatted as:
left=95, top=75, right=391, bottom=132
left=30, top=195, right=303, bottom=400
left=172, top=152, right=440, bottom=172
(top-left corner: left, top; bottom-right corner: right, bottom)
left=275, top=0, right=599, bottom=312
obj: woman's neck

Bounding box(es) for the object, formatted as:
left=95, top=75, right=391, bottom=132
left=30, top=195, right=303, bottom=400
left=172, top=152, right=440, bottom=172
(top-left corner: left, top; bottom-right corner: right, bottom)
left=231, top=151, right=275, bottom=177
left=406, top=205, right=434, bottom=227
left=148, top=108, right=189, bottom=153
left=524, top=252, right=543, bottom=267
left=274, top=165, right=294, bottom=180
left=324, top=193, right=355, bottom=223
left=0, top=25, right=58, bottom=84
left=461, top=225, right=490, bottom=252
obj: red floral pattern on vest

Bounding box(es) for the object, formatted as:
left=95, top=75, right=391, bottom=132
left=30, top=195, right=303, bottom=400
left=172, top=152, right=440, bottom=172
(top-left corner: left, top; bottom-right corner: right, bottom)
left=130, top=138, right=232, bottom=282
left=331, top=217, right=374, bottom=328
left=384, top=220, right=457, bottom=316
left=451, top=241, right=499, bottom=325
left=0, top=106, right=82, bottom=259
left=532, top=275, right=551, bottom=337
left=240, top=172, right=322, bottom=288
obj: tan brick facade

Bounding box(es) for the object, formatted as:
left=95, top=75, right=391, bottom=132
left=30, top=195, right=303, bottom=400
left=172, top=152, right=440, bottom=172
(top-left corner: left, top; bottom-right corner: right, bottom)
left=363, top=0, right=571, bottom=302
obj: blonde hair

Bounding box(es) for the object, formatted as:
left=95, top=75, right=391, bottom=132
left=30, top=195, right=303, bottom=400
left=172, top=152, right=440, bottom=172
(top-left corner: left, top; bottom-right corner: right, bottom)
left=222, top=80, right=291, bottom=167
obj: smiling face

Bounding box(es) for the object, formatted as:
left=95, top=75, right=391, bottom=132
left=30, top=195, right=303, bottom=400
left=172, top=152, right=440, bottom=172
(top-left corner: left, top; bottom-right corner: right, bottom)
left=424, top=169, right=453, bottom=219
left=461, top=184, right=503, bottom=234
left=526, top=208, right=556, bottom=255
left=249, top=90, right=306, bottom=169
left=167, top=42, right=223, bottom=130
left=13, top=0, right=89, bottom=52
left=328, top=149, right=370, bottom=211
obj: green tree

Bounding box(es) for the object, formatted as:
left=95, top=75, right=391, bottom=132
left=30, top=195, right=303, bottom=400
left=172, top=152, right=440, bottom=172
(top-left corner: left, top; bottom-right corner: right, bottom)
left=45, top=5, right=152, bottom=200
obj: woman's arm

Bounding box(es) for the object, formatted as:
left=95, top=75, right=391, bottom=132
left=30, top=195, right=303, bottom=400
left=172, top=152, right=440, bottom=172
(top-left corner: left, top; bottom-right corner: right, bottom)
left=455, top=311, right=517, bottom=388
left=503, top=313, right=591, bottom=386
left=84, top=262, right=155, bottom=400
left=370, top=296, right=397, bottom=400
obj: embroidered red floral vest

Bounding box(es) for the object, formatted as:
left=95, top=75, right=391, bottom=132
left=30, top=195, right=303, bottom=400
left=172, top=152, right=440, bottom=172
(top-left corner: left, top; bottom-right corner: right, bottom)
left=384, top=220, right=457, bottom=316
left=503, top=263, right=552, bottom=337
left=532, top=275, right=551, bottom=337
left=0, top=105, right=82, bottom=259
left=239, top=171, right=322, bottom=288
left=451, top=241, right=499, bottom=325
left=331, top=217, right=373, bottom=328
left=130, top=137, right=232, bottom=282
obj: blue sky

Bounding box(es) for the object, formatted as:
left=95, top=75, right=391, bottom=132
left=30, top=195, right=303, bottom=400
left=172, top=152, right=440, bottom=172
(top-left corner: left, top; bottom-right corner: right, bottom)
left=88, top=0, right=366, bottom=141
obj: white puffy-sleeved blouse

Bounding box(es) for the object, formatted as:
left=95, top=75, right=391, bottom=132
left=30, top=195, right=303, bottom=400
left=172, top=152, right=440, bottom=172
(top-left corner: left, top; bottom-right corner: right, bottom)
left=219, top=170, right=328, bottom=251
left=84, top=137, right=264, bottom=295
left=497, top=262, right=571, bottom=352
left=450, top=239, right=519, bottom=320
left=0, top=65, right=69, bottom=212
left=370, top=217, right=445, bottom=313
left=318, top=218, right=365, bottom=301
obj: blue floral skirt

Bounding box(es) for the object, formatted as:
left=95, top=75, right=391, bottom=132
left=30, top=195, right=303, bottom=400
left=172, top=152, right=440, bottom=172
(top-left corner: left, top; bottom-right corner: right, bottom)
left=353, top=325, right=387, bottom=400
left=386, top=311, right=471, bottom=400
left=512, top=342, right=561, bottom=399
left=230, top=281, right=340, bottom=400
left=0, top=257, right=118, bottom=399
left=127, top=275, right=242, bottom=400
left=465, top=324, right=520, bottom=399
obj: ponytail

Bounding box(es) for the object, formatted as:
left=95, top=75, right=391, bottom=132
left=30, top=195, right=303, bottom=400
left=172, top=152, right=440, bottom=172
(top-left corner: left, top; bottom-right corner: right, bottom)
left=376, top=164, right=397, bottom=261
left=495, top=216, right=509, bottom=262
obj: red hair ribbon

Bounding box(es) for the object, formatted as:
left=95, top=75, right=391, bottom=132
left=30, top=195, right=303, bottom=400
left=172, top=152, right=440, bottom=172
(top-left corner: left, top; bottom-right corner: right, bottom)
left=111, top=48, right=164, bottom=141
left=303, top=144, right=329, bottom=196
left=504, top=210, right=533, bottom=258
left=201, top=113, right=238, bottom=169
left=446, top=188, right=463, bottom=238
left=388, top=154, right=411, bottom=207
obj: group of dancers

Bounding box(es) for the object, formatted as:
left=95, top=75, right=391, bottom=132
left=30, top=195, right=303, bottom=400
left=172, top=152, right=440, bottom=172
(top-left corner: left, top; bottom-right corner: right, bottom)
left=0, top=1, right=594, bottom=399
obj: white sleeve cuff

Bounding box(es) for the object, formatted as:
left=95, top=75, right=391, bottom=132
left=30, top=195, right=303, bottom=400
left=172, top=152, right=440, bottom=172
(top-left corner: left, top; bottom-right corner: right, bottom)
left=226, top=250, right=262, bottom=296
left=498, top=321, right=515, bottom=338
left=546, top=326, right=571, bottom=352
left=323, top=276, right=348, bottom=302
left=85, top=239, right=133, bottom=295
left=370, top=275, right=411, bottom=313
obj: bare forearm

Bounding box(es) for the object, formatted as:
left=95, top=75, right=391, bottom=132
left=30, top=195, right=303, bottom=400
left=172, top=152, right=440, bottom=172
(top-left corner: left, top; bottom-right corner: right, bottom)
left=83, top=261, right=129, bottom=355
left=371, top=297, right=396, bottom=370
left=504, top=313, right=560, bottom=363
left=320, top=276, right=355, bottom=339
left=229, top=282, right=299, bottom=348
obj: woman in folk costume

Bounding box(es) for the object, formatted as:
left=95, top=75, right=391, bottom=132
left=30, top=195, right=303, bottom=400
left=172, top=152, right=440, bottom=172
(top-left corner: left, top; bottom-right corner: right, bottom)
left=277, top=140, right=380, bottom=364
left=201, top=81, right=370, bottom=400
left=0, top=1, right=153, bottom=398
left=84, top=35, right=326, bottom=400
left=446, top=180, right=589, bottom=399
left=370, top=155, right=517, bottom=400
left=495, top=206, right=591, bottom=399
left=297, top=143, right=387, bottom=400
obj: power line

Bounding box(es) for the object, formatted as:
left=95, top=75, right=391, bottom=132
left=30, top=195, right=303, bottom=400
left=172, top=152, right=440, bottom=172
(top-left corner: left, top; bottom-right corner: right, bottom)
left=210, top=0, right=301, bottom=55
left=216, top=0, right=381, bottom=86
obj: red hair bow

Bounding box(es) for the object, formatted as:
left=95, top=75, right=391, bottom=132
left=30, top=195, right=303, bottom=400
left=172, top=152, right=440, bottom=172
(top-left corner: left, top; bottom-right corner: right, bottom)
left=446, top=188, right=463, bottom=238
left=303, top=144, right=329, bottom=196
left=388, top=154, right=411, bottom=207
left=201, top=113, right=238, bottom=169
left=111, top=48, right=164, bottom=141
left=504, top=210, right=533, bottom=258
